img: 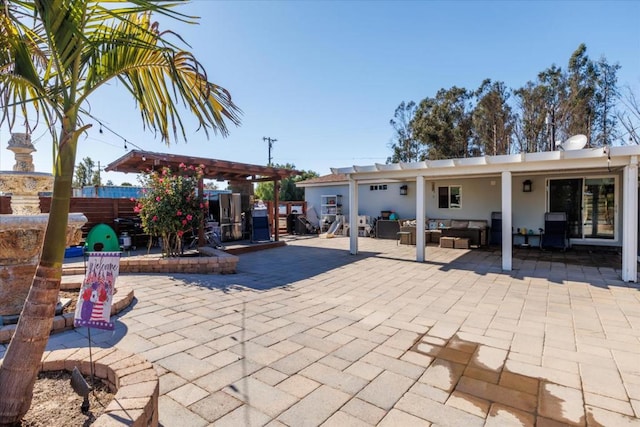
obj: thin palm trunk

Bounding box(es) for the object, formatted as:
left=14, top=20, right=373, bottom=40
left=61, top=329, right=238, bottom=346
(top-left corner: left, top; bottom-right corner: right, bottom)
left=0, top=129, right=77, bottom=425
left=0, top=3, right=240, bottom=424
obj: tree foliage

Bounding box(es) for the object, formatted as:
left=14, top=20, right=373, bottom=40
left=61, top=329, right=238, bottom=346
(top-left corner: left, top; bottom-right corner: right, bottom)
left=389, top=44, right=624, bottom=161
left=411, top=87, right=473, bottom=160
left=387, top=101, right=420, bottom=163
left=254, top=163, right=318, bottom=201
left=472, top=79, right=516, bottom=156
left=73, top=157, right=101, bottom=187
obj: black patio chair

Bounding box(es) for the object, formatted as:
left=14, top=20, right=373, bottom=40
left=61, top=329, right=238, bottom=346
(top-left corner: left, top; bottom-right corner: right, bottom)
left=541, top=212, right=570, bottom=251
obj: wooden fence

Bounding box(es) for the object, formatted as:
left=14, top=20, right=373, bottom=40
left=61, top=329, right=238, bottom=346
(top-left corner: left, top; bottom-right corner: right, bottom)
left=1, top=196, right=137, bottom=237
left=1, top=196, right=307, bottom=238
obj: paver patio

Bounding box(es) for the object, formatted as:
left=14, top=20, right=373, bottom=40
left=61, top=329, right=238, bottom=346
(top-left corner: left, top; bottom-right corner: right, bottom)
left=2, top=236, right=640, bottom=426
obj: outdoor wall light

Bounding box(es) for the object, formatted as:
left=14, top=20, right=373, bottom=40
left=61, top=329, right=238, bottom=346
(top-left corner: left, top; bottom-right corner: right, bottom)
left=400, top=185, right=408, bottom=196
left=522, top=179, right=532, bottom=193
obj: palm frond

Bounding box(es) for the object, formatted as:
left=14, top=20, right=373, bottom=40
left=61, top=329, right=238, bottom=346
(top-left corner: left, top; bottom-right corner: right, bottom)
left=81, top=11, right=240, bottom=143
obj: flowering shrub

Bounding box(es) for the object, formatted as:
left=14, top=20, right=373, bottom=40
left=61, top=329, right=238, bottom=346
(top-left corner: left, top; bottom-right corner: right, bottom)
left=134, top=163, right=206, bottom=257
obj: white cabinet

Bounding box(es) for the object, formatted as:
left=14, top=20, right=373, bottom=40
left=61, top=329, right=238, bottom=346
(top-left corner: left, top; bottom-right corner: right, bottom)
left=320, top=195, right=342, bottom=232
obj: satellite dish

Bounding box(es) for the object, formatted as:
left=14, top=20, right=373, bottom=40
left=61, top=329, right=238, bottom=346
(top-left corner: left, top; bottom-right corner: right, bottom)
left=561, top=134, right=587, bottom=151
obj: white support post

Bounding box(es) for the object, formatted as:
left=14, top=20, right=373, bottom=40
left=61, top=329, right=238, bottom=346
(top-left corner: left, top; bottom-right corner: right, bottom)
left=622, top=158, right=638, bottom=282
left=501, top=171, right=512, bottom=271
left=416, top=176, right=426, bottom=262
left=349, top=176, right=358, bottom=255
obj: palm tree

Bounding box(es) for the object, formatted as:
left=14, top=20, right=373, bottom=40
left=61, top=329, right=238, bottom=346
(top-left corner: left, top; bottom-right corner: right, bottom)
left=0, top=1, right=240, bottom=423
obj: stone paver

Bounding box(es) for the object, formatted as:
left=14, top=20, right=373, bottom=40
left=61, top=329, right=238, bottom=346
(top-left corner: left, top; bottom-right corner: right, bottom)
left=539, top=381, right=586, bottom=425
left=277, top=385, right=351, bottom=426
left=356, top=370, right=414, bottom=410
left=188, top=391, right=242, bottom=422
left=4, top=236, right=639, bottom=425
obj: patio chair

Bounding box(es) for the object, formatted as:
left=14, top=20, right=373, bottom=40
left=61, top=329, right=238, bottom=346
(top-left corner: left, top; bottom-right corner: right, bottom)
left=541, top=212, right=570, bottom=251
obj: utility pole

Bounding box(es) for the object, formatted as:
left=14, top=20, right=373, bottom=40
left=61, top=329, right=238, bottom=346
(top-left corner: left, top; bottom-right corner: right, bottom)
left=263, top=136, right=277, bottom=165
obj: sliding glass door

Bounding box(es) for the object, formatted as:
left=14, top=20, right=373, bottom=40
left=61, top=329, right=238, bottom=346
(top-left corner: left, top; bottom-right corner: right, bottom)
left=548, top=176, right=615, bottom=240
left=583, top=178, right=615, bottom=239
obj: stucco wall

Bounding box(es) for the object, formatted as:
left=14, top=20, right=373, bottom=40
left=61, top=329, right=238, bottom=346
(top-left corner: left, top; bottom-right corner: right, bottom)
left=303, top=172, right=624, bottom=246
left=304, top=182, right=415, bottom=219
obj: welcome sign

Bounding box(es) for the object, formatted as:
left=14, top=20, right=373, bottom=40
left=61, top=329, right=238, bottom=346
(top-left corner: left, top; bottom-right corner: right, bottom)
left=74, top=252, right=120, bottom=330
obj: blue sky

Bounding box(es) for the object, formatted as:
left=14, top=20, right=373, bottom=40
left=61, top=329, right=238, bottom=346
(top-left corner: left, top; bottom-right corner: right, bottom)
left=1, top=0, right=638, bottom=184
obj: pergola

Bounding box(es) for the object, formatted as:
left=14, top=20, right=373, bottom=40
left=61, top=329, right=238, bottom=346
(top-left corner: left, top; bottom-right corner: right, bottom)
left=105, top=150, right=301, bottom=243
left=332, top=145, right=640, bottom=282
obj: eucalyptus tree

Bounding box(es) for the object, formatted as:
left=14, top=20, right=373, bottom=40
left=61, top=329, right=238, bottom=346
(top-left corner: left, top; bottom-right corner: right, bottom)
left=387, top=100, right=422, bottom=163
left=513, top=81, right=548, bottom=153
left=565, top=44, right=620, bottom=147
left=537, top=64, right=569, bottom=149
left=566, top=44, right=597, bottom=141
left=471, top=79, right=515, bottom=156
left=411, top=87, right=473, bottom=160
left=593, top=57, right=621, bottom=146
left=513, top=64, right=569, bottom=153
left=0, top=1, right=240, bottom=424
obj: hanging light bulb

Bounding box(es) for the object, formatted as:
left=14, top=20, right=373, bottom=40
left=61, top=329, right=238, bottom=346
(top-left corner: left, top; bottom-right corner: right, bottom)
left=99, top=123, right=103, bottom=134
left=124, top=140, right=128, bottom=150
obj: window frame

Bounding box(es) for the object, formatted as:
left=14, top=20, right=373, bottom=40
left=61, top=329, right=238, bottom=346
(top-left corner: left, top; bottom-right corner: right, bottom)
left=438, top=185, right=462, bottom=209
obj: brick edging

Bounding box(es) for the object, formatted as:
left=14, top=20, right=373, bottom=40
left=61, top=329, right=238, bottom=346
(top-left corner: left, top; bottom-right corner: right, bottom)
left=0, top=288, right=134, bottom=344
left=41, top=348, right=158, bottom=427
left=63, top=250, right=238, bottom=275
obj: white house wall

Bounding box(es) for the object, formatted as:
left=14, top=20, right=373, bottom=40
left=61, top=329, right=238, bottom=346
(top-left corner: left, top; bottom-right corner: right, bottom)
left=512, top=175, right=547, bottom=233
left=304, top=182, right=416, bottom=218
left=426, top=178, right=502, bottom=222
left=358, top=182, right=415, bottom=219
left=304, top=185, right=348, bottom=215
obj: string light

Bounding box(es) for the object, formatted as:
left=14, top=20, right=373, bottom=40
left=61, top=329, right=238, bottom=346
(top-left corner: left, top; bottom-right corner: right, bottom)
left=88, top=114, right=144, bottom=152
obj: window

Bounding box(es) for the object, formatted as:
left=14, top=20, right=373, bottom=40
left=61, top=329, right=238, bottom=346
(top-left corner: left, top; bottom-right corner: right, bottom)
left=369, top=184, right=388, bottom=191
left=438, top=185, right=461, bottom=209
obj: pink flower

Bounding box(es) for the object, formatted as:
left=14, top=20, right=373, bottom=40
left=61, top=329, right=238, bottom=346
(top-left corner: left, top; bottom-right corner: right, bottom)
left=199, top=203, right=204, bottom=209
left=177, top=230, right=184, bottom=237
left=182, top=219, right=187, bottom=226
left=134, top=206, right=141, bottom=213
left=156, top=196, right=161, bottom=202
left=176, top=210, right=182, bottom=216
left=186, top=214, right=193, bottom=221
left=179, top=163, right=186, bottom=168
left=130, top=197, right=135, bottom=202
left=152, top=215, right=158, bottom=222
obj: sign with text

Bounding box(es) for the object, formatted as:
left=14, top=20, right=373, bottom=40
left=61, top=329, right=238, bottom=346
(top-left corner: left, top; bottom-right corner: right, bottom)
left=74, top=252, right=120, bottom=330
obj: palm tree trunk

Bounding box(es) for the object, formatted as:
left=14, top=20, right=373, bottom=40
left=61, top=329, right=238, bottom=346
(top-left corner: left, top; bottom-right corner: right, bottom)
left=0, top=130, right=77, bottom=425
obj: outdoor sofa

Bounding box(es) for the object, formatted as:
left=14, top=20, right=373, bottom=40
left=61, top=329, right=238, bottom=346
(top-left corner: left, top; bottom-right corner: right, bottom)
left=400, top=218, right=489, bottom=247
